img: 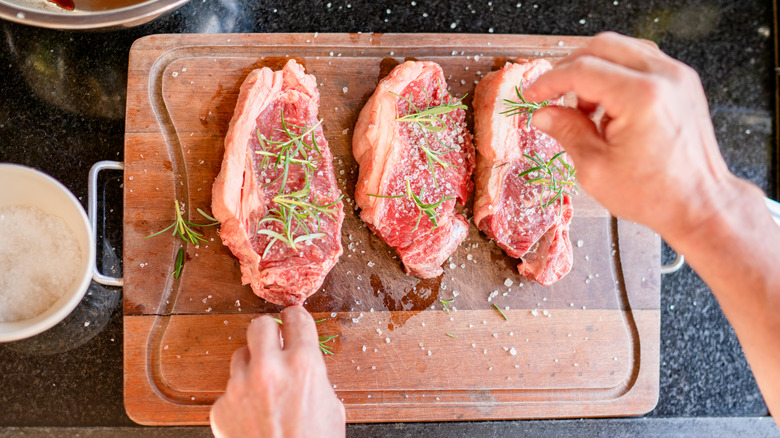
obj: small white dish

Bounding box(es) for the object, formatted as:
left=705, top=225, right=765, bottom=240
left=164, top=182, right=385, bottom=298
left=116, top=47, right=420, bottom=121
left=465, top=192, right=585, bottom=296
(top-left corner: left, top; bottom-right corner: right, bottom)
left=0, top=164, right=95, bottom=342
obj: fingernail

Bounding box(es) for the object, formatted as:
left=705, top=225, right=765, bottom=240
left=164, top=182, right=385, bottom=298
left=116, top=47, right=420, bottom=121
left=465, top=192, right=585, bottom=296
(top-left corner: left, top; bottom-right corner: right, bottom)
left=531, top=109, right=552, bottom=131
left=523, top=86, right=539, bottom=101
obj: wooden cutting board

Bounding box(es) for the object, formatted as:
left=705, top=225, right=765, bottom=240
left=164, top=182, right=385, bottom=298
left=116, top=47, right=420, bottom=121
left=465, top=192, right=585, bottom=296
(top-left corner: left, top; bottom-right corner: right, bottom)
left=123, top=33, right=660, bottom=425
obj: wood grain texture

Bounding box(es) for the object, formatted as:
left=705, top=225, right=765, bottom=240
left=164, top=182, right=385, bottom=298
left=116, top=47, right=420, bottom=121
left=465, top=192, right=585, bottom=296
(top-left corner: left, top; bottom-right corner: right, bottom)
left=123, top=33, right=661, bottom=425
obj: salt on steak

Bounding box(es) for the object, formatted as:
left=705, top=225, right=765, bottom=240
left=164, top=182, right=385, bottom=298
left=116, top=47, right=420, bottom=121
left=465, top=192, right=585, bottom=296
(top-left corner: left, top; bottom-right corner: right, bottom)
left=473, top=60, right=574, bottom=286
left=353, top=61, right=475, bottom=278
left=212, top=60, right=344, bottom=306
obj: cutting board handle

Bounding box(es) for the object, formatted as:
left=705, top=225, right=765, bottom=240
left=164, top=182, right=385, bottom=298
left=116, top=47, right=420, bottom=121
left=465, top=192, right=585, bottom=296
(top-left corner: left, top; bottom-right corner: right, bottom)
left=88, top=160, right=124, bottom=287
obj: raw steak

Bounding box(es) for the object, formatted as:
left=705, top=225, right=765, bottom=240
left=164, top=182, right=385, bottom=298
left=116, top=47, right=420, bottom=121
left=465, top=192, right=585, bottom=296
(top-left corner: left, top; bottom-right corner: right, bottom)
left=473, top=60, right=574, bottom=286
left=353, top=61, right=475, bottom=278
left=212, top=60, right=344, bottom=306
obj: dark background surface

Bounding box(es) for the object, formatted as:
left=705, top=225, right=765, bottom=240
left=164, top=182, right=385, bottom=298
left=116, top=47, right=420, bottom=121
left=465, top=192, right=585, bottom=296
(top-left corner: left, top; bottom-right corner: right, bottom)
left=0, top=0, right=777, bottom=435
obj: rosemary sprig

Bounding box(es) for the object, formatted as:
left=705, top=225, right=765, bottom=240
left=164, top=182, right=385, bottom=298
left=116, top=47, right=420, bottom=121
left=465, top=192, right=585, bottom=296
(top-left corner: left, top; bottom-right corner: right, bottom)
left=145, top=200, right=220, bottom=245
left=145, top=200, right=219, bottom=278
left=440, top=298, right=454, bottom=315
left=368, top=180, right=454, bottom=232
left=517, top=150, right=579, bottom=214
left=318, top=335, right=338, bottom=355
left=391, top=86, right=466, bottom=187
left=493, top=303, right=508, bottom=321
left=272, top=317, right=338, bottom=355
left=255, top=109, right=323, bottom=192
left=258, top=172, right=342, bottom=258
left=254, top=109, right=341, bottom=258
left=500, top=79, right=551, bottom=130
left=393, top=89, right=467, bottom=132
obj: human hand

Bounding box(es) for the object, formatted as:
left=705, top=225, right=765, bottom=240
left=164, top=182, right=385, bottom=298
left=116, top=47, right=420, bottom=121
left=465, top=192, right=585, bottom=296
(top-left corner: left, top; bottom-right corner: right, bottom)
left=210, top=306, right=346, bottom=438
left=526, top=32, right=740, bottom=241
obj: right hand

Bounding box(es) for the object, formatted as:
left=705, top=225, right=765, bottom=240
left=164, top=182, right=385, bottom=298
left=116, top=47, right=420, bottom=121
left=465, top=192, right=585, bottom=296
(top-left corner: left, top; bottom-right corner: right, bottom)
left=526, top=32, right=743, bottom=241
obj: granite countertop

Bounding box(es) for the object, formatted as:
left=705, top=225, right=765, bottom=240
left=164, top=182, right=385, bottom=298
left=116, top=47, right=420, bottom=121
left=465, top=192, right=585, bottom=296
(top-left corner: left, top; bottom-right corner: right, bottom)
left=0, top=0, right=778, bottom=435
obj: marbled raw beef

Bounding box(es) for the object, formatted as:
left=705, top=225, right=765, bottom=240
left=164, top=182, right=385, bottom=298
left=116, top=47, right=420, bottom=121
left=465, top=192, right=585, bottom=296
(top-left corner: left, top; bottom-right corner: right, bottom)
left=353, top=61, right=475, bottom=278
left=473, top=60, right=573, bottom=286
left=212, top=60, right=344, bottom=306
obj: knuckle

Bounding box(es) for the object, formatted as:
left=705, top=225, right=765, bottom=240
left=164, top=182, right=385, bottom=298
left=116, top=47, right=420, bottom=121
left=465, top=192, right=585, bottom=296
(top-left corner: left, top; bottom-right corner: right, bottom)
left=667, top=62, right=695, bottom=82
left=588, top=33, right=610, bottom=51
left=681, top=64, right=702, bottom=84
left=250, top=315, right=274, bottom=332
left=248, top=359, right=279, bottom=383
left=567, top=56, right=597, bottom=75
left=288, top=347, right=318, bottom=371
left=639, top=38, right=660, bottom=51
left=636, top=78, right=664, bottom=104
left=570, top=56, right=591, bottom=70
left=556, top=118, right=581, bottom=141
left=593, top=31, right=618, bottom=44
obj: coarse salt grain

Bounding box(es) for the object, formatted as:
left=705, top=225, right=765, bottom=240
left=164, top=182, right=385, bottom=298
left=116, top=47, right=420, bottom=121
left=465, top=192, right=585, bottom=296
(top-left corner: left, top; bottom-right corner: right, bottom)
left=0, top=206, right=82, bottom=322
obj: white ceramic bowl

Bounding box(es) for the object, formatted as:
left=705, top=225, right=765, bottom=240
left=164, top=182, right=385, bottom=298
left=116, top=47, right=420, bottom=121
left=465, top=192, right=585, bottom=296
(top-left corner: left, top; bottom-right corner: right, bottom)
left=0, top=164, right=95, bottom=342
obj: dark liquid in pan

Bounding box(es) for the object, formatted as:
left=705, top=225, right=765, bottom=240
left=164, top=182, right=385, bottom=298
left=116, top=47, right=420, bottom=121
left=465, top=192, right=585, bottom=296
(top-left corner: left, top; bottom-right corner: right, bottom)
left=47, top=0, right=150, bottom=11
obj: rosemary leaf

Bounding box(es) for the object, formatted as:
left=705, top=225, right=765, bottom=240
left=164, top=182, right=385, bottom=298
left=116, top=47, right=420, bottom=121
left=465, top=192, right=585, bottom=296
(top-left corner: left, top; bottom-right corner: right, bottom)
left=146, top=200, right=220, bottom=245
left=319, top=335, right=338, bottom=355
left=173, top=248, right=185, bottom=279
left=493, top=303, right=508, bottom=321
left=390, top=85, right=465, bottom=187
left=254, top=109, right=341, bottom=259
left=367, top=180, right=454, bottom=233
left=440, top=298, right=455, bottom=315
left=500, top=79, right=551, bottom=130
left=518, top=151, right=579, bottom=215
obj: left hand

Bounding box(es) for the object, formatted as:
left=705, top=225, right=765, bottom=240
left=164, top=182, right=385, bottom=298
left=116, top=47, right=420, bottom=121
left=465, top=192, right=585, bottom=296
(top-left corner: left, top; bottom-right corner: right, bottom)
left=210, top=306, right=346, bottom=438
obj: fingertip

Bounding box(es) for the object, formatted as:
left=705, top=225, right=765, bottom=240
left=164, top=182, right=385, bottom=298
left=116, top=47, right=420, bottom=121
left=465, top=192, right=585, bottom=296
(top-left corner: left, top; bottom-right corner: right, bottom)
left=523, top=80, right=545, bottom=101
left=530, top=106, right=605, bottom=156
left=281, top=305, right=312, bottom=324
left=245, top=314, right=282, bottom=356
left=531, top=107, right=553, bottom=132
left=280, top=306, right=319, bottom=352
left=229, top=346, right=250, bottom=378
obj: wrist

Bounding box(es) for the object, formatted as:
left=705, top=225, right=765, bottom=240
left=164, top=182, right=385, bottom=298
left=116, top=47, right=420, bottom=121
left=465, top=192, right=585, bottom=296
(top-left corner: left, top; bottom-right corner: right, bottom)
left=661, top=175, right=764, bottom=251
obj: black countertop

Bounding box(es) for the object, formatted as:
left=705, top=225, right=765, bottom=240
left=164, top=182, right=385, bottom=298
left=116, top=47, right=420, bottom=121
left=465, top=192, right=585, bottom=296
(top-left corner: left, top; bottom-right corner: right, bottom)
left=0, top=0, right=778, bottom=435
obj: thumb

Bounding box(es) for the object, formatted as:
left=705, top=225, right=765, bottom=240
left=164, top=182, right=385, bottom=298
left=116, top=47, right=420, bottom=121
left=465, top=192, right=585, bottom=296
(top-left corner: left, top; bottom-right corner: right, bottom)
left=532, top=106, right=606, bottom=163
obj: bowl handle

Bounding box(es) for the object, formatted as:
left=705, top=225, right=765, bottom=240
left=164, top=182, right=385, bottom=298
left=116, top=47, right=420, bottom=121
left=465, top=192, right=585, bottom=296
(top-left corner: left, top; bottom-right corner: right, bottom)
left=88, top=160, right=124, bottom=287
left=661, top=252, right=685, bottom=275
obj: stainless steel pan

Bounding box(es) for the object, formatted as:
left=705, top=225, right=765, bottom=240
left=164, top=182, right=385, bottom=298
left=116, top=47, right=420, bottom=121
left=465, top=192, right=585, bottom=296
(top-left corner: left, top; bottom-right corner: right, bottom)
left=0, top=0, right=189, bottom=30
